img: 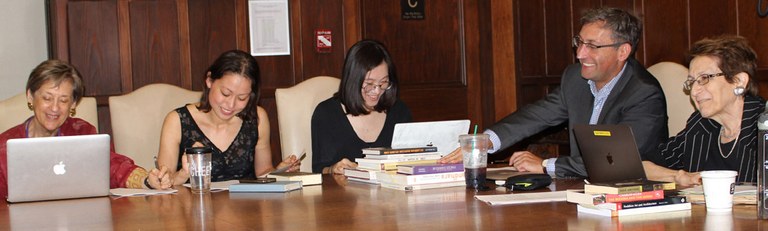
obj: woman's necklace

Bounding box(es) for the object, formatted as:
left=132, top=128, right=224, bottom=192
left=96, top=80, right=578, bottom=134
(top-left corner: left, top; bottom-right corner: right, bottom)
left=718, top=127, right=738, bottom=159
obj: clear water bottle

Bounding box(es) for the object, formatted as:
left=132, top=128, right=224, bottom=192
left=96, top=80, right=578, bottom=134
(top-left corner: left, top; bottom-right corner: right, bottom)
left=758, top=101, right=768, bottom=219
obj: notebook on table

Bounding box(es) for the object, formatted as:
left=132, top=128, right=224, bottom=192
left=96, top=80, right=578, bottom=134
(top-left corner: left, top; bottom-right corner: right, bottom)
left=390, top=119, right=471, bottom=153
left=6, top=134, right=111, bottom=203
left=571, top=124, right=654, bottom=184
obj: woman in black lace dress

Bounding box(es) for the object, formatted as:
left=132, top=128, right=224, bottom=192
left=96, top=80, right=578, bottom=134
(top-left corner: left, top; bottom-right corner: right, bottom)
left=157, top=50, right=300, bottom=184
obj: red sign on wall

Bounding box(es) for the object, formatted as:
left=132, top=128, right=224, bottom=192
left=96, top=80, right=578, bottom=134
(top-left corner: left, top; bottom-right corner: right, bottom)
left=316, top=29, right=332, bottom=53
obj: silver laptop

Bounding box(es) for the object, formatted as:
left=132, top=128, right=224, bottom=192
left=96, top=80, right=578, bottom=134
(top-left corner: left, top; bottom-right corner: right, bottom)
left=391, top=120, right=471, bottom=153
left=9, top=197, right=113, bottom=230
left=6, top=134, right=111, bottom=202
left=571, top=124, right=649, bottom=183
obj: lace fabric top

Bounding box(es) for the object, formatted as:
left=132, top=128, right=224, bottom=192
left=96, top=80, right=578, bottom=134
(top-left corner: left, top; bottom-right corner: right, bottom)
left=176, top=106, right=257, bottom=181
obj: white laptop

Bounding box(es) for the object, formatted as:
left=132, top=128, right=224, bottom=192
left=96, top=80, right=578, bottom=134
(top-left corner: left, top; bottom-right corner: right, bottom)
left=6, top=134, right=111, bottom=203
left=391, top=119, right=471, bottom=153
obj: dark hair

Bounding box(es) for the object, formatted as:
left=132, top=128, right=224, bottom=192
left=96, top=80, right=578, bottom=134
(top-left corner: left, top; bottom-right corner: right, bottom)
left=27, top=60, right=85, bottom=104
left=687, top=35, right=759, bottom=96
left=198, top=50, right=261, bottom=122
left=336, top=40, right=399, bottom=116
left=581, top=7, right=642, bottom=56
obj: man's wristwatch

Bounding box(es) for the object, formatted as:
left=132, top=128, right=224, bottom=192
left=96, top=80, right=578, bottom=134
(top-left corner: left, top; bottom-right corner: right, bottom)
left=541, top=159, right=548, bottom=174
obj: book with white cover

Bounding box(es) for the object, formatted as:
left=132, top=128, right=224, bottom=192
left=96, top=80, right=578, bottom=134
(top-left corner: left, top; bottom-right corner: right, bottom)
left=267, top=172, right=322, bottom=186
left=576, top=203, right=691, bottom=217
left=376, top=171, right=465, bottom=185
left=380, top=181, right=465, bottom=191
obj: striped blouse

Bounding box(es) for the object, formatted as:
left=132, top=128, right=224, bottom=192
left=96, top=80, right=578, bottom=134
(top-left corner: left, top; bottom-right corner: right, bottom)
left=647, top=95, right=765, bottom=182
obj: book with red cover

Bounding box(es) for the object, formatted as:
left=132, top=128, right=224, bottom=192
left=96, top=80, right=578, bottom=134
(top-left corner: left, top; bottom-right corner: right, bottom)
left=566, top=189, right=665, bottom=205
left=397, top=163, right=464, bottom=175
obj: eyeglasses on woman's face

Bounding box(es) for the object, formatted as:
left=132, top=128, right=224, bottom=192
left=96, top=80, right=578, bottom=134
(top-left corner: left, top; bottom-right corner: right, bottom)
left=683, top=73, right=726, bottom=91
left=362, top=81, right=391, bottom=92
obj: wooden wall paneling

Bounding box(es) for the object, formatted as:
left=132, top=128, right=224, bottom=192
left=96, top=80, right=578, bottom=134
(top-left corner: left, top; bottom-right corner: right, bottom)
left=64, top=1, right=123, bottom=133
left=342, top=0, right=362, bottom=49
left=514, top=0, right=545, bottom=79
left=462, top=0, right=485, bottom=128
left=48, top=0, right=70, bottom=61
left=188, top=0, right=240, bottom=91
left=688, top=0, right=738, bottom=43
left=128, top=1, right=184, bottom=88
left=641, top=0, right=689, bottom=65
left=298, top=0, right=345, bottom=79
left=737, top=0, right=768, bottom=99
left=488, top=0, right=516, bottom=122
left=544, top=0, right=575, bottom=78
left=359, top=1, right=472, bottom=123
left=67, top=1, right=122, bottom=96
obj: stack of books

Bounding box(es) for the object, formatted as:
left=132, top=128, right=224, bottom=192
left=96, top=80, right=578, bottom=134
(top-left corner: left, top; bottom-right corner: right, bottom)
left=567, top=181, right=690, bottom=217
left=344, top=146, right=442, bottom=184
left=376, top=162, right=466, bottom=191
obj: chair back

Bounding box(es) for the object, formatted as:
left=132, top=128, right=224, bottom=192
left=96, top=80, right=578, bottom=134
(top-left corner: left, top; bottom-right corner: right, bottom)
left=0, top=93, right=98, bottom=132
left=275, top=76, right=340, bottom=172
left=109, top=83, right=201, bottom=169
left=648, top=62, right=695, bottom=135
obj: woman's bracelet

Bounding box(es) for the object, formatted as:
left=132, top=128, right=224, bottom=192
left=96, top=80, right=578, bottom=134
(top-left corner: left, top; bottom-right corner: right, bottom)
left=144, top=177, right=155, bottom=189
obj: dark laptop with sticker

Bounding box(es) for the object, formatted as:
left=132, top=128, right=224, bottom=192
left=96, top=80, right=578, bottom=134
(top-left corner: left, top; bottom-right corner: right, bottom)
left=571, top=124, right=650, bottom=184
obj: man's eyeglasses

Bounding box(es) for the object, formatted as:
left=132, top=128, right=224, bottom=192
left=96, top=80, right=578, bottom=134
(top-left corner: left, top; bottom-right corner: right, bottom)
left=572, top=36, right=626, bottom=50
left=363, top=81, right=391, bottom=92
left=683, top=73, right=726, bottom=91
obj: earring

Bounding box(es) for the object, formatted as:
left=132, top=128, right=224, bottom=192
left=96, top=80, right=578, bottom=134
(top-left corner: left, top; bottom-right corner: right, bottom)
left=27, top=102, right=33, bottom=110
left=69, top=108, right=77, bottom=117
left=734, top=87, right=746, bottom=96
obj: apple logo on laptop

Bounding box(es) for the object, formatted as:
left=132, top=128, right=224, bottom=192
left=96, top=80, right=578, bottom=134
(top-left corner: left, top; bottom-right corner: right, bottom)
left=53, top=161, right=66, bottom=175
left=606, top=152, right=614, bottom=165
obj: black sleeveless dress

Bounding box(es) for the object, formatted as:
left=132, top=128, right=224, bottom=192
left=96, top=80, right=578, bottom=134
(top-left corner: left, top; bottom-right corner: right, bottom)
left=175, top=106, right=257, bottom=181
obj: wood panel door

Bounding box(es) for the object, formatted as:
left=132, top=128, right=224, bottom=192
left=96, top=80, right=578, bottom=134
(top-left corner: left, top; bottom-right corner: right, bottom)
left=357, top=0, right=485, bottom=127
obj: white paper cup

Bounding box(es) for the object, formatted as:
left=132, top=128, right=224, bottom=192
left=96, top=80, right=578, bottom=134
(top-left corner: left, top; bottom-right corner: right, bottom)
left=700, top=170, right=738, bottom=212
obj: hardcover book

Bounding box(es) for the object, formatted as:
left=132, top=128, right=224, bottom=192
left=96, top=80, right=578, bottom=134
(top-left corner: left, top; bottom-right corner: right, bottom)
left=364, top=152, right=443, bottom=160
left=576, top=202, right=691, bottom=217
left=229, top=181, right=302, bottom=193
left=357, top=159, right=438, bottom=171
left=566, top=189, right=665, bottom=205
left=375, top=171, right=465, bottom=185
left=594, top=195, right=688, bottom=210
left=584, top=181, right=675, bottom=194
left=379, top=181, right=465, bottom=191
left=343, top=168, right=379, bottom=180
left=362, top=146, right=438, bottom=155
left=397, top=163, right=464, bottom=175
left=267, top=172, right=322, bottom=186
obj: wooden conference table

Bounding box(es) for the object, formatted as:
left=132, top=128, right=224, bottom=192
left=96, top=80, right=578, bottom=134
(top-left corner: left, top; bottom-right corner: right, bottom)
left=1, top=175, right=766, bottom=230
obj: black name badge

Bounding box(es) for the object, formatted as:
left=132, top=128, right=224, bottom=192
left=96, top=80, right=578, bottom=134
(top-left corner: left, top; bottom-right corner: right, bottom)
left=401, top=0, right=425, bottom=20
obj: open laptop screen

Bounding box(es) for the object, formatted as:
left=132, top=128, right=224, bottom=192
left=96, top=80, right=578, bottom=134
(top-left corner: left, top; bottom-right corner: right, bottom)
left=572, top=124, right=648, bottom=183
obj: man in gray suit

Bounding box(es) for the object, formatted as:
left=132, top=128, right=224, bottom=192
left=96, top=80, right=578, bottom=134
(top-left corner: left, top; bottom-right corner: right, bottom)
left=441, top=7, right=668, bottom=179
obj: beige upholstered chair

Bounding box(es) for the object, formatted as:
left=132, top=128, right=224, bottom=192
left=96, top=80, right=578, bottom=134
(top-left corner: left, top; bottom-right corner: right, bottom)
left=648, top=62, right=695, bottom=135
left=109, top=83, right=201, bottom=170
left=0, top=92, right=98, bottom=133
left=275, top=76, right=340, bottom=172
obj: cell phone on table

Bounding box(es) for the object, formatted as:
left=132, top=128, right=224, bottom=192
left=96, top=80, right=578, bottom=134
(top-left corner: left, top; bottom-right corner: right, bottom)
left=239, top=177, right=276, bottom=184
left=272, top=152, right=307, bottom=173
